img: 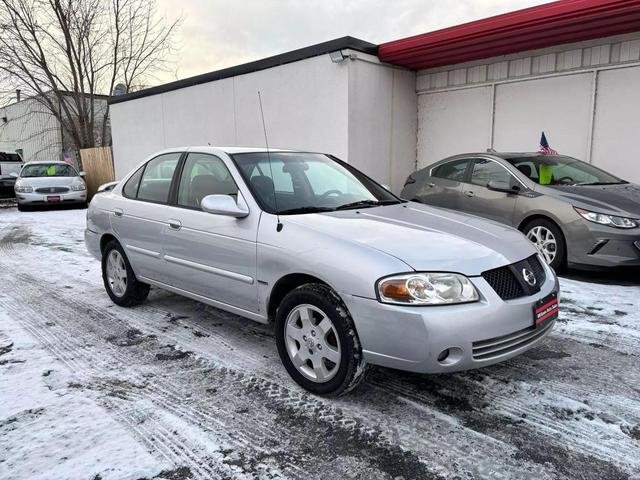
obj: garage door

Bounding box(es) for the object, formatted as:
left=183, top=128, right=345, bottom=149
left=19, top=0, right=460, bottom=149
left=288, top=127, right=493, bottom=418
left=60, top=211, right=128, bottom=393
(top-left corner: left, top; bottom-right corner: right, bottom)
left=493, top=73, right=592, bottom=159
left=591, top=66, right=640, bottom=184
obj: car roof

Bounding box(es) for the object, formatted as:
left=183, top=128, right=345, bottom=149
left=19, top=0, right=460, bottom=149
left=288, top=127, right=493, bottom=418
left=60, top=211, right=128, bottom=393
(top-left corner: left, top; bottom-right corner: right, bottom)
left=24, top=160, right=71, bottom=165
left=187, top=146, right=299, bottom=154
left=454, top=152, right=569, bottom=160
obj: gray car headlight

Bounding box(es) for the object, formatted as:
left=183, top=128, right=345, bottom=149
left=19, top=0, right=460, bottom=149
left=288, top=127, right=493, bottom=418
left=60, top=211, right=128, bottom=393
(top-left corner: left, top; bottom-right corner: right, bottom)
left=574, top=207, right=638, bottom=229
left=15, top=185, right=33, bottom=193
left=377, top=273, right=479, bottom=305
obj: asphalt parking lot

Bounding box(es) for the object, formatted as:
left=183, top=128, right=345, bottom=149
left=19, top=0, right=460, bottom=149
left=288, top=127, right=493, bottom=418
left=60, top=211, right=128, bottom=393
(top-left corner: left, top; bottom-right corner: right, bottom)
left=1, top=207, right=639, bottom=480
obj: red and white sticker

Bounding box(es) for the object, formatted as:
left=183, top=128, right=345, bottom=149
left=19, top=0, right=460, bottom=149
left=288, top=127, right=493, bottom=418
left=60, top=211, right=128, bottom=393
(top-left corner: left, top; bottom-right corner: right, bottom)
left=535, top=294, right=559, bottom=326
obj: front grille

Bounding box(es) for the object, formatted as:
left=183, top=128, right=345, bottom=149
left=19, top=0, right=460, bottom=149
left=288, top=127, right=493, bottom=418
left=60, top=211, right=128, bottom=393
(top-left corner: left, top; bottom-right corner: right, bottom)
left=35, top=187, right=69, bottom=194
left=472, top=320, right=555, bottom=360
left=482, top=254, right=546, bottom=300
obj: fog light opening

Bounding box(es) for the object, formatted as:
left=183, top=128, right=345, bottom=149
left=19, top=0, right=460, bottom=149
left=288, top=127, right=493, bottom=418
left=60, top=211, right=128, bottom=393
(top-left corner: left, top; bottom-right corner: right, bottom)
left=437, top=349, right=450, bottom=362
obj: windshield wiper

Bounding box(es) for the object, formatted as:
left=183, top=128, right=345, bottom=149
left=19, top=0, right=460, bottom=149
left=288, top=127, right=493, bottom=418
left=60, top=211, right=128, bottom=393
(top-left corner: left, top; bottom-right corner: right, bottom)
left=278, top=206, right=335, bottom=215
left=574, top=181, right=626, bottom=186
left=335, top=199, right=400, bottom=211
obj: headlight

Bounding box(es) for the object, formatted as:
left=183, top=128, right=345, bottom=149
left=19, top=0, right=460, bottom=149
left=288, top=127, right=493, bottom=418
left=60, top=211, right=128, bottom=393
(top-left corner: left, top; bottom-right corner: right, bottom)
left=70, top=183, right=86, bottom=191
left=377, top=273, right=479, bottom=305
left=14, top=185, right=33, bottom=193
left=574, top=207, right=638, bottom=229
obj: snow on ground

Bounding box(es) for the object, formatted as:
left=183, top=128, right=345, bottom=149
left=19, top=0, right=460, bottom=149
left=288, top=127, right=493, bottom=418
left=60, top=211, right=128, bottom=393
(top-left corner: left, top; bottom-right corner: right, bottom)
left=0, top=207, right=639, bottom=480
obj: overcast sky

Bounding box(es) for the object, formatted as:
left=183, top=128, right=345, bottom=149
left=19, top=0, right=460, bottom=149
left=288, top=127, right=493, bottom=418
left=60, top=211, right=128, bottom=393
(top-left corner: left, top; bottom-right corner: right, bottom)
left=155, top=0, right=553, bottom=83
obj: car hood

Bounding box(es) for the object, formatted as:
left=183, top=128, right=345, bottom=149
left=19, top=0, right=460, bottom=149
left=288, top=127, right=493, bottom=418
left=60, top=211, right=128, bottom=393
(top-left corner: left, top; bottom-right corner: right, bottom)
left=18, top=176, right=81, bottom=187
left=543, top=183, right=640, bottom=217
left=286, top=203, right=537, bottom=276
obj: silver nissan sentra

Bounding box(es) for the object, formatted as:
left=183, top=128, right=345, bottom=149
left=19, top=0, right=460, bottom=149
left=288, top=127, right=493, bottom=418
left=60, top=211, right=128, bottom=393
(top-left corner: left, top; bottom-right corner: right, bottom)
left=85, top=147, right=560, bottom=396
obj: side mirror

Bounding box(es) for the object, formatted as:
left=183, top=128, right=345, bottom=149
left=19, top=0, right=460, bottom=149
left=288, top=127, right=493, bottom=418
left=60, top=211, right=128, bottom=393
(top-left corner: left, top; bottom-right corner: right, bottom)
left=79, top=171, right=86, bottom=177
left=9, top=172, right=18, bottom=178
left=201, top=193, right=249, bottom=218
left=96, top=181, right=119, bottom=193
left=487, top=180, right=520, bottom=194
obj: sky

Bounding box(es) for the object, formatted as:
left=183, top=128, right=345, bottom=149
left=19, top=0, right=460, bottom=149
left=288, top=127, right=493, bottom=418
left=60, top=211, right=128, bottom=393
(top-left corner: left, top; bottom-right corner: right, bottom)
left=155, top=0, right=554, bottom=84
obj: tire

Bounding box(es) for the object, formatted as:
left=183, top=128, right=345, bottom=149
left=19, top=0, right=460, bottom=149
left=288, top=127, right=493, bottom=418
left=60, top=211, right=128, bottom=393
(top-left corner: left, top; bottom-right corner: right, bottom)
left=17, top=204, right=27, bottom=212
left=523, top=218, right=566, bottom=271
left=101, top=240, right=150, bottom=307
left=275, top=283, right=368, bottom=396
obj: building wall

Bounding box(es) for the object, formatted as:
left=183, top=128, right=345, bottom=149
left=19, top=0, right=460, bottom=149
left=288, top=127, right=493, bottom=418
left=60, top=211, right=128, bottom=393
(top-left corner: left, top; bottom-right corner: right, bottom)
left=111, top=54, right=350, bottom=179
left=0, top=98, right=62, bottom=162
left=110, top=52, right=417, bottom=194
left=415, top=32, right=640, bottom=183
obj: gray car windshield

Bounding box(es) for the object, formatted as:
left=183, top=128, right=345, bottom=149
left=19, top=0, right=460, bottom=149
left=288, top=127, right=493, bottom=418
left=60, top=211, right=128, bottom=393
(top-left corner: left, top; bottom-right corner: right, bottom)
left=232, top=152, right=401, bottom=214
left=21, top=163, right=77, bottom=177
left=507, top=155, right=624, bottom=186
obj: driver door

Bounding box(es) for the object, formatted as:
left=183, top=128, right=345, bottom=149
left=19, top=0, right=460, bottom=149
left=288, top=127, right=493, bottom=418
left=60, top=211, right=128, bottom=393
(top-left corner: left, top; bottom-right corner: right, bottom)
left=162, top=152, right=259, bottom=312
left=459, top=158, right=521, bottom=226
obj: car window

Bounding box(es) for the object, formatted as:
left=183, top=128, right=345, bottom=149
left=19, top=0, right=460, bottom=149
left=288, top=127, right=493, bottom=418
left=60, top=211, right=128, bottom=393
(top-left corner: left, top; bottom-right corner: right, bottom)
left=177, top=153, right=238, bottom=209
left=470, top=159, right=518, bottom=187
left=505, top=155, right=623, bottom=186
left=20, top=163, right=77, bottom=177
left=137, top=153, right=181, bottom=203
left=122, top=166, right=144, bottom=198
left=433, top=159, right=470, bottom=181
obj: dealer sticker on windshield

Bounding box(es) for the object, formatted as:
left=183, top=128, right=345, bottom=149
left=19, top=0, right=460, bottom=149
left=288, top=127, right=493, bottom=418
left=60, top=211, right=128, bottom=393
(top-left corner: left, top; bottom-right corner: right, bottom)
left=534, top=292, right=559, bottom=328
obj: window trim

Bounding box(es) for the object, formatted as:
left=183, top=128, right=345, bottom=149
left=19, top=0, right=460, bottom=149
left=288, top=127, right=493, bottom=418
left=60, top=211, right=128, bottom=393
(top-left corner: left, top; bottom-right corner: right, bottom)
left=173, top=152, right=240, bottom=212
left=121, top=151, right=185, bottom=205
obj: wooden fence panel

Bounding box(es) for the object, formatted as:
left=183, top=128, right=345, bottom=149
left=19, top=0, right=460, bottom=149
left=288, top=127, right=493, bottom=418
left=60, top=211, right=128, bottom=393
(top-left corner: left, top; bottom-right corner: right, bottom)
left=80, top=147, right=115, bottom=200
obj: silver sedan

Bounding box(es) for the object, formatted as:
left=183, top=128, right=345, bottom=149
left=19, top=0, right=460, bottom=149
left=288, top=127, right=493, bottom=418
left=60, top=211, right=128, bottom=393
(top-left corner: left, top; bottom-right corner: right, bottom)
left=14, top=161, right=87, bottom=210
left=85, top=147, right=559, bottom=395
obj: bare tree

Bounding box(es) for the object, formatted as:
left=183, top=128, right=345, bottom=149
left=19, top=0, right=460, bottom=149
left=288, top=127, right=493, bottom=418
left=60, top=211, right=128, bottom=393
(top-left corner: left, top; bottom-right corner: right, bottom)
left=0, top=0, right=180, bottom=150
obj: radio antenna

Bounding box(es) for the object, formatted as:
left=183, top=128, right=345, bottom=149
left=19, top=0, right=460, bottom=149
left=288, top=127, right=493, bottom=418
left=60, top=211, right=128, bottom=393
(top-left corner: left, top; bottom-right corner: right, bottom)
left=257, top=91, right=282, bottom=232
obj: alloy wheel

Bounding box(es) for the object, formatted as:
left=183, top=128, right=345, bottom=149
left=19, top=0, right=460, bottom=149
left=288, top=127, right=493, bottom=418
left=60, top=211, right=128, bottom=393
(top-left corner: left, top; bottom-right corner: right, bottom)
left=284, top=304, right=341, bottom=383
left=527, top=226, right=557, bottom=265
left=106, top=249, right=128, bottom=297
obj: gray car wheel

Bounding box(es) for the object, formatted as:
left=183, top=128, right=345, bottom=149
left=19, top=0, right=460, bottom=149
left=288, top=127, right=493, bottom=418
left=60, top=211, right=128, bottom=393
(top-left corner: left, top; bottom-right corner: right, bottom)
left=275, top=283, right=368, bottom=396
left=101, top=240, right=150, bottom=307
left=523, top=219, right=566, bottom=270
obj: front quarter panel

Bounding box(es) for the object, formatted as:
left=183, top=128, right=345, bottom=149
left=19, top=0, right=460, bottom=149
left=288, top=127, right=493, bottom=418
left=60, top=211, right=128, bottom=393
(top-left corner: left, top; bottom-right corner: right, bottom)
left=257, top=213, right=413, bottom=311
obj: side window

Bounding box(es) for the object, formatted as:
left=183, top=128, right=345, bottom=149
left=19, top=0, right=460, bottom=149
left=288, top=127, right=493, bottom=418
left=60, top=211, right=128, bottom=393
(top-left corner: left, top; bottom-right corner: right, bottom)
left=433, top=159, right=470, bottom=181
left=122, top=167, right=144, bottom=198
left=470, top=159, right=517, bottom=187
left=177, top=153, right=238, bottom=209
left=137, top=153, right=181, bottom=203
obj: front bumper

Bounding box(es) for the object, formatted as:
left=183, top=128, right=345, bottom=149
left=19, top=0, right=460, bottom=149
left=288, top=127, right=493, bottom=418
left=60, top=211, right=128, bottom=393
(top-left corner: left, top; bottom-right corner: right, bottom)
left=564, top=217, right=640, bottom=268
left=342, top=263, right=559, bottom=374
left=16, top=190, right=87, bottom=205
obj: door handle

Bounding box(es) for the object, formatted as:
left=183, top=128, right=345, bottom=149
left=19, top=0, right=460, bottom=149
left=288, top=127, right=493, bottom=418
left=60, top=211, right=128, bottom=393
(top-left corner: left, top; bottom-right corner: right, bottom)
left=113, top=208, right=123, bottom=217
left=463, top=190, right=475, bottom=198
left=168, top=219, right=182, bottom=230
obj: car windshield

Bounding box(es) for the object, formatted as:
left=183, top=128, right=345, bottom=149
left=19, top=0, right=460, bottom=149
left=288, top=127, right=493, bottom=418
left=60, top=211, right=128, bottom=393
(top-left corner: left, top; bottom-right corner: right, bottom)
left=21, top=163, right=77, bottom=177
left=506, top=155, right=624, bottom=186
left=232, top=152, right=401, bottom=214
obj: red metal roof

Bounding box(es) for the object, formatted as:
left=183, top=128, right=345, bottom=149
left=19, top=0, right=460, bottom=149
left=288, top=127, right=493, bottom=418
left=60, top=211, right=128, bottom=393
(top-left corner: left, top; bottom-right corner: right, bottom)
left=378, top=0, right=640, bottom=70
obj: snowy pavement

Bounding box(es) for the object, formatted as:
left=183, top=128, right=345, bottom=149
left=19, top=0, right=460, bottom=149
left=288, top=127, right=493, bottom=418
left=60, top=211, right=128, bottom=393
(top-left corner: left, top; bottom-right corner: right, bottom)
left=0, top=208, right=639, bottom=480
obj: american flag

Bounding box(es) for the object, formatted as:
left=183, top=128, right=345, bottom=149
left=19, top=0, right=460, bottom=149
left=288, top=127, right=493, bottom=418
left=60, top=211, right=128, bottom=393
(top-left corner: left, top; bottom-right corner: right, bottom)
left=538, top=132, right=558, bottom=155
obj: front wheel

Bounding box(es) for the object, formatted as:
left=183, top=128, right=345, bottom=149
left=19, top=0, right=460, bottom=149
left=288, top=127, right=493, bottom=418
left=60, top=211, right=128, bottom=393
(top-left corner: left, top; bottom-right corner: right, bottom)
left=101, top=240, right=150, bottom=307
left=523, top=219, right=566, bottom=271
left=275, top=284, right=368, bottom=396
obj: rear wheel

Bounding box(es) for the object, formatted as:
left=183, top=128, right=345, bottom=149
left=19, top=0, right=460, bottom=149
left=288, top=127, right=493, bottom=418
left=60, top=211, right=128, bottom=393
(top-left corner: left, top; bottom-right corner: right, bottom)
left=523, top=219, right=566, bottom=271
left=275, top=284, right=368, bottom=396
left=101, top=240, right=150, bottom=307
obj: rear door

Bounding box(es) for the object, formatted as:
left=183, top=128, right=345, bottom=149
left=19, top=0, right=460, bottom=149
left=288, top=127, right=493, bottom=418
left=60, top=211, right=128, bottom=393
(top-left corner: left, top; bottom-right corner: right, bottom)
left=414, top=158, right=471, bottom=209
left=162, top=152, right=259, bottom=313
left=110, top=152, right=182, bottom=282
left=459, top=158, right=522, bottom=225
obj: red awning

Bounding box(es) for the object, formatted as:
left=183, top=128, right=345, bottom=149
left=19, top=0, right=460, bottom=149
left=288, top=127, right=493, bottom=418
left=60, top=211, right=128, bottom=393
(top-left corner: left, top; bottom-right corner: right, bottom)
left=378, top=0, right=640, bottom=70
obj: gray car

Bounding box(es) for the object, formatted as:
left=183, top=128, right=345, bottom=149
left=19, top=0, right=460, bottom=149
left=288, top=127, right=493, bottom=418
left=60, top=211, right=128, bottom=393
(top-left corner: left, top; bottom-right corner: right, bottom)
left=85, top=147, right=559, bottom=395
left=402, top=152, right=640, bottom=271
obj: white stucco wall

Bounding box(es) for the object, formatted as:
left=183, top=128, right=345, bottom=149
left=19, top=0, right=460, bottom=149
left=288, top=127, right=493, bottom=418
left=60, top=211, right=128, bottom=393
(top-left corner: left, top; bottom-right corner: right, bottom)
left=415, top=32, right=640, bottom=183
left=110, top=52, right=417, bottom=193
left=111, top=54, right=350, bottom=179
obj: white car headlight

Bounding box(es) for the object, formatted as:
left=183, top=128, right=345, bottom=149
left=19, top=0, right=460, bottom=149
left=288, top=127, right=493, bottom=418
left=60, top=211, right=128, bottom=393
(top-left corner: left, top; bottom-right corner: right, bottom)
left=70, top=182, right=86, bottom=191
left=377, top=273, right=480, bottom=305
left=14, top=184, right=33, bottom=193
left=574, top=207, right=638, bottom=229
